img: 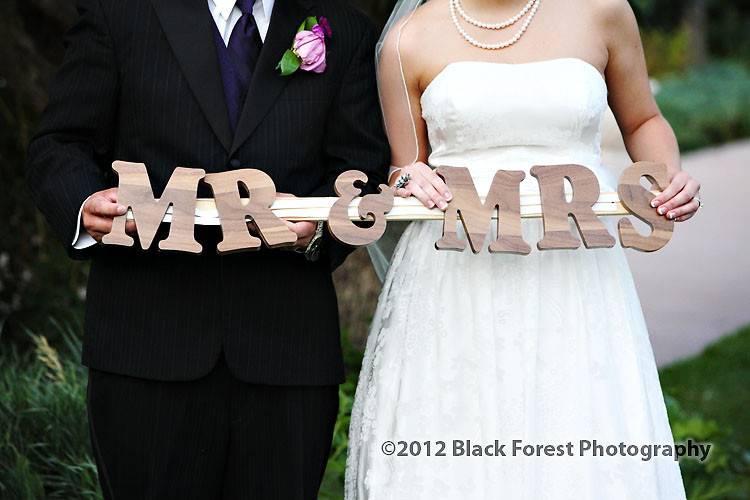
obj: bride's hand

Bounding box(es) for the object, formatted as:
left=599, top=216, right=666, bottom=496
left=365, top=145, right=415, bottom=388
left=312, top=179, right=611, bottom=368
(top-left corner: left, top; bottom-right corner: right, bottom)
left=390, top=162, right=453, bottom=210
left=649, top=171, right=701, bottom=222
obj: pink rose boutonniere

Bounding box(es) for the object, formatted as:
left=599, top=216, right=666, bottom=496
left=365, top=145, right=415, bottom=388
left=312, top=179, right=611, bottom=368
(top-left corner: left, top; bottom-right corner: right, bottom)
left=277, top=16, right=333, bottom=76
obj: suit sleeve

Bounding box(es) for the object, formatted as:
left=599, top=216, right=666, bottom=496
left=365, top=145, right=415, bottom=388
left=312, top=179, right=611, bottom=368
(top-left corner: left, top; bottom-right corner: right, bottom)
left=311, top=18, right=390, bottom=271
left=26, top=0, right=117, bottom=260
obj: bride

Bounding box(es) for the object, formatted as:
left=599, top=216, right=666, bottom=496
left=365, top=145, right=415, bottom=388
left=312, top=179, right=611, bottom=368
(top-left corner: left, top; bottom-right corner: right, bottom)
left=346, top=0, right=701, bottom=498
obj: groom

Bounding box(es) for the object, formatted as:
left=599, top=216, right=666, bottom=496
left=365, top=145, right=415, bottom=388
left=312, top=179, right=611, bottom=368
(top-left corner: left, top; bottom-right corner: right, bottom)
left=26, top=0, right=388, bottom=498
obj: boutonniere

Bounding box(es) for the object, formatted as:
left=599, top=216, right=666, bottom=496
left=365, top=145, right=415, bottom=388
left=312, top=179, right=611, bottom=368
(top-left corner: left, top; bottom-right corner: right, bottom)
left=277, top=16, right=332, bottom=76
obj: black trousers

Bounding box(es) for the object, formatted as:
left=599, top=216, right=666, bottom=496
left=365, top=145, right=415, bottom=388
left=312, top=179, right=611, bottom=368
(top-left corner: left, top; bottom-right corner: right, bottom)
left=87, top=357, right=339, bottom=500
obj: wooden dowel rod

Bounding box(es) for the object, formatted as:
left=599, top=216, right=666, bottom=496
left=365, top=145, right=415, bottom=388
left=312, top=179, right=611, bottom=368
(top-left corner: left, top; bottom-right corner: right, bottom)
left=127, top=192, right=645, bottom=226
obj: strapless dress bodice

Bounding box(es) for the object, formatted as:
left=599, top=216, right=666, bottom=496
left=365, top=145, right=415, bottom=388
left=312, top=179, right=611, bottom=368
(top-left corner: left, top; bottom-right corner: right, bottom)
left=420, top=58, right=615, bottom=194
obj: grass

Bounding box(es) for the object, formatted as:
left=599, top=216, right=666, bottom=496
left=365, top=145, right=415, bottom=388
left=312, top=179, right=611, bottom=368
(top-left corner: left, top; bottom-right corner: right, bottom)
left=660, top=325, right=750, bottom=451
left=659, top=326, right=750, bottom=499
left=0, top=322, right=748, bottom=499
left=0, top=322, right=100, bottom=500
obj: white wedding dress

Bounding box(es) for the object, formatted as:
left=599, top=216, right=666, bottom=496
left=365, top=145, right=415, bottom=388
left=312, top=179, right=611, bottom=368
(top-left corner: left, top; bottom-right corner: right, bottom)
left=346, top=59, right=686, bottom=499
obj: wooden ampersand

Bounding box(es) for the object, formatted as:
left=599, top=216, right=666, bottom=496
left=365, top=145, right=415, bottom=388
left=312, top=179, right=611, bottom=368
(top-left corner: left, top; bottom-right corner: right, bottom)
left=436, top=166, right=531, bottom=255
left=203, top=169, right=297, bottom=253
left=102, top=161, right=204, bottom=253
left=530, top=164, right=616, bottom=250
left=327, top=171, right=394, bottom=246
left=617, top=161, right=674, bottom=252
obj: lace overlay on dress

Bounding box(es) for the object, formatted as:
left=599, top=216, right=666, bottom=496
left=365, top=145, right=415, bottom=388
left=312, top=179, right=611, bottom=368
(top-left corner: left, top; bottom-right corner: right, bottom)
left=346, top=59, right=686, bottom=500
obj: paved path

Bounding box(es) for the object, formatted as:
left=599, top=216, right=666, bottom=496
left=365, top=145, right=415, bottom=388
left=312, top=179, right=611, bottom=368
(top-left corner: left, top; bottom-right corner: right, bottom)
left=602, top=138, right=750, bottom=366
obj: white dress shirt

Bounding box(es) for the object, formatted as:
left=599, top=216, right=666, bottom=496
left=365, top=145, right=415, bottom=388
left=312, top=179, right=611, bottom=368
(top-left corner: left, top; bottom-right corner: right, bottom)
left=209, top=0, right=274, bottom=44
left=72, top=0, right=275, bottom=249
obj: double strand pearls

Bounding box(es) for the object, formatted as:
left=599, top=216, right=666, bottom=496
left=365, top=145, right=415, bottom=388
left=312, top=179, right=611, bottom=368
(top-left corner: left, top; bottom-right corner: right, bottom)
left=455, top=0, right=537, bottom=29
left=449, top=0, right=541, bottom=50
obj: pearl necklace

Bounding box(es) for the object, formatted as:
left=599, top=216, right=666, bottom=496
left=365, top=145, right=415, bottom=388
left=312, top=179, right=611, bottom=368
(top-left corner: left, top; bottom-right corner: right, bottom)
left=449, top=0, right=541, bottom=50
left=455, top=0, right=536, bottom=30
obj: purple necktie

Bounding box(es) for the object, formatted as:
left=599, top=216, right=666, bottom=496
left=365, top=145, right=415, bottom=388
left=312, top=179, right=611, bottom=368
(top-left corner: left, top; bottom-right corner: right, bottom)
left=220, top=0, right=263, bottom=133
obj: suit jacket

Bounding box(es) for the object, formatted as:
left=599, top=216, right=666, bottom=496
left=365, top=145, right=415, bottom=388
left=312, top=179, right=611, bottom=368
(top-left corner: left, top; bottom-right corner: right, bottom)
left=26, top=0, right=390, bottom=385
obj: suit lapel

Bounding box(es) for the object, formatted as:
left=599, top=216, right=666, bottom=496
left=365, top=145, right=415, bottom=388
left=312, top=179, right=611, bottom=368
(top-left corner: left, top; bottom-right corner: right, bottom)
left=229, top=0, right=314, bottom=156
left=150, top=0, right=233, bottom=152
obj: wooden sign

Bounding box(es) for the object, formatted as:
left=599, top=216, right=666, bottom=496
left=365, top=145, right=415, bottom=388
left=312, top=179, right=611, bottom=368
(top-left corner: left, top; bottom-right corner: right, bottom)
left=204, top=169, right=296, bottom=253
left=327, top=171, right=394, bottom=246
left=530, top=164, right=616, bottom=250
left=102, top=161, right=674, bottom=254
left=617, top=161, right=674, bottom=252
left=102, top=161, right=204, bottom=253
left=435, top=167, right=530, bottom=255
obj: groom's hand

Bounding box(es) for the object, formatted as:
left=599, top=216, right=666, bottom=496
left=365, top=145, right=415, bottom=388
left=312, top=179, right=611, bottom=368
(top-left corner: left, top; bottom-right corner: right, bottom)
left=277, top=193, right=317, bottom=247
left=82, top=188, right=134, bottom=242
left=276, top=193, right=316, bottom=248
left=245, top=193, right=316, bottom=248
left=284, top=220, right=317, bottom=248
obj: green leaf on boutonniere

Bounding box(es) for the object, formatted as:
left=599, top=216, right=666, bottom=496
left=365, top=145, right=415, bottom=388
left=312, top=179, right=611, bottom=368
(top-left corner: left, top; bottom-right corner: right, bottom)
left=277, top=49, right=301, bottom=76
left=300, top=16, right=318, bottom=32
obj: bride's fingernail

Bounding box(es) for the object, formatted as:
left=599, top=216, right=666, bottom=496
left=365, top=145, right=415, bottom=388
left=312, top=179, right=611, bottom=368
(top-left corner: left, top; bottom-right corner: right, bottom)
left=651, top=200, right=658, bottom=208
left=658, top=207, right=666, bottom=215
left=668, top=212, right=675, bottom=219
left=445, top=192, right=453, bottom=200
left=438, top=201, right=447, bottom=210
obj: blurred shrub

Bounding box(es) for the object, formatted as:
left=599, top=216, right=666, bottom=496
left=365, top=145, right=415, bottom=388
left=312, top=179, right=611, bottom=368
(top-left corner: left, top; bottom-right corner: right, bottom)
left=631, top=0, right=750, bottom=63
left=656, top=61, right=750, bottom=151
left=642, top=27, right=690, bottom=76
left=665, top=395, right=750, bottom=499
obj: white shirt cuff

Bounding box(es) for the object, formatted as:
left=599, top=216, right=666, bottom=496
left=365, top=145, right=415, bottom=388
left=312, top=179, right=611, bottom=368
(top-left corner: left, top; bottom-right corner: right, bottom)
left=72, top=196, right=97, bottom=250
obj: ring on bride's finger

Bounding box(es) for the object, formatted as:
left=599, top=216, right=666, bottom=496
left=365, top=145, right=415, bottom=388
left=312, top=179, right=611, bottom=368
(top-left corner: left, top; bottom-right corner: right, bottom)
left=694, top=194, right=703, bottom=208
left=395, top=173, right=412, bottom=189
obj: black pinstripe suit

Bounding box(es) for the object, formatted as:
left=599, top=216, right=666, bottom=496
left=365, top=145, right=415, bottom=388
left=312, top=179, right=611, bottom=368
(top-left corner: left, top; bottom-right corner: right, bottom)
left=26, top=0, right=389, bottom=496
left=27, top=0, right=388, bottom=384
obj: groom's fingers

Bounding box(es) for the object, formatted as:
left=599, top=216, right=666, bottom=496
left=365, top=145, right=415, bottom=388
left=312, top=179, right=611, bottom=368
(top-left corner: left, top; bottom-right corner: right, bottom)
left=284, top=220, right=315, bottom=247
left=101, top=187, right=120, bottom=204
left=88, top=197, right=127, bottom=218
left=84, top=215, right=115, bottom=241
